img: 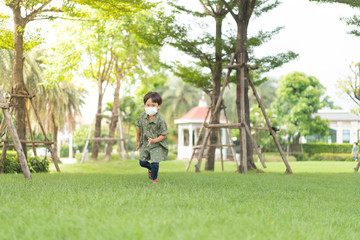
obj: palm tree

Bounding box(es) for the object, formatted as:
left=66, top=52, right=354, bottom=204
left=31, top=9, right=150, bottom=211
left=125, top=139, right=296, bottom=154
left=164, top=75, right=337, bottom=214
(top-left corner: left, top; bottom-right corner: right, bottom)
left=160, top=76, right=203, bottom=131
left=0, top=49, right=87, bottom=159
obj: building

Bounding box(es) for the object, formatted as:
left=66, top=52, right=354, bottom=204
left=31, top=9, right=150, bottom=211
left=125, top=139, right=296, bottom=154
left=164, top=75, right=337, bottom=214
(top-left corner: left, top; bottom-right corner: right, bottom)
left=311, top=110, right=360, bottom=144
left=174, top=98, right=228, bottom=160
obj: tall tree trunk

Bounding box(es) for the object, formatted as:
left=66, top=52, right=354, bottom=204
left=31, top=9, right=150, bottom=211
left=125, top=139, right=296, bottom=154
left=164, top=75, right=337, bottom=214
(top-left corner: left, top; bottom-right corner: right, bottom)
left=91, top=81, right=103, bottom=160
left=235, top=1, right=256, bottom=172
left=205, top=9, right=223, bottom=171
left=104, top=61, right=121, bottom=162
left=51, top=113, right=59, bottom=161
left=12, top=5, right=27, bottom=157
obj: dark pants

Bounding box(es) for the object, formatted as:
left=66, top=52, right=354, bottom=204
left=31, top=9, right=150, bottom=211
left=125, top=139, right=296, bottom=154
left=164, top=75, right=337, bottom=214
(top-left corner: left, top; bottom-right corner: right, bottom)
left=139, top=160, right=159, bottom=180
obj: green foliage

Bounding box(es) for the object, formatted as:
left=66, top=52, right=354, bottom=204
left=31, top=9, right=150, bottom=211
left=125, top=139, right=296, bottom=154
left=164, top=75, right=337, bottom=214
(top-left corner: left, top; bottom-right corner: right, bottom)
left=73, top=125, right=92, bottom=152
left=303, top=143, right=352, bottom=155
left=0, top=154, right=49, bottom=174
left=309, top=153, right=352, bottom=161
left=60, top=144, right=70, bottom=158
left=272, top=72, right=333, bottom=139
left=167, top=0, right=298, bottom=99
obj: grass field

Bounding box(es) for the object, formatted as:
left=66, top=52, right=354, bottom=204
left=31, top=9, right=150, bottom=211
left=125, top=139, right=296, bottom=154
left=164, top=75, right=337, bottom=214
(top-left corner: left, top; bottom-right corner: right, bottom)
left=1, top=160, right=360, bottom=240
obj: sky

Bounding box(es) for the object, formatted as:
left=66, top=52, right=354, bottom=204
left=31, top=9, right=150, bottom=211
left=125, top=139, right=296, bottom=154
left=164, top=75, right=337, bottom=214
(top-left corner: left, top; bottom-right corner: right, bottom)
left=248, top=0, right=359, bottom=110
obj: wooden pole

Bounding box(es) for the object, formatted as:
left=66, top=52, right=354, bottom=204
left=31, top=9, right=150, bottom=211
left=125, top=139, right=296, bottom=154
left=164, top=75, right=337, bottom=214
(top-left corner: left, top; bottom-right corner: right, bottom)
left=0, top=87, right=31, bottom=179
left=25, top=103, right=37, bottom=157
left=213, top=54, right=235, bottom=115
left=248, top=76, right=293, bottom=174
left=218, top=129, right=224, bottom=171
left=81, top=117, right=95, bottom=163
left=0, top=128, right=9, bottom=174
left=117, top=111, right=126, bottom=160
left=222, top=105, right=239, bottom=171
left=243, top=123, right=266, bottom=168
left=239, top=53, right=247, bottom=173
left=185, top=107, right=211, bottom=171
left=194, top=128, right=212, bottom=172
left=27, top=94, right=60, bottom=172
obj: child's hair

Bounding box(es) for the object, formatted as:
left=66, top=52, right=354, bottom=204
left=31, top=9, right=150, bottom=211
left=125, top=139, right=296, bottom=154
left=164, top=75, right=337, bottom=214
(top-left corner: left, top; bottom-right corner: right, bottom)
left=144, top=91, right=162, bottom=105
left=355, top=142, right=358, bottom=145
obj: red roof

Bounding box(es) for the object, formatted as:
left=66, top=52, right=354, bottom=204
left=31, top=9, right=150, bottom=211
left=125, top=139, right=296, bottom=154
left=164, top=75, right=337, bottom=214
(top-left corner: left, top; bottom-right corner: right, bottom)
left=177, top=106, right=210, bottom=121
left=175, top=98, right=226, bottom=123
left=176, top=106, right=226, bottom=121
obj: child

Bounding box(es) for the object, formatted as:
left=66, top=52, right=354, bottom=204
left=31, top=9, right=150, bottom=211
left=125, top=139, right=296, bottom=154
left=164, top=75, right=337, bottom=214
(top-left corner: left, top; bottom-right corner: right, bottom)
left=352, top=142, right=359, bottom=161
left=135, top=91, right=168, bottom=184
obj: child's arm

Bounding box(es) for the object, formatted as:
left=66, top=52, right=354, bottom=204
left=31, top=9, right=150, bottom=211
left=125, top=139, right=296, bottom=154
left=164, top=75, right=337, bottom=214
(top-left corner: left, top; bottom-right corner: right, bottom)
left=147, top=135, right=167, bottom=146
left=136, top=127, right=141, bottom=150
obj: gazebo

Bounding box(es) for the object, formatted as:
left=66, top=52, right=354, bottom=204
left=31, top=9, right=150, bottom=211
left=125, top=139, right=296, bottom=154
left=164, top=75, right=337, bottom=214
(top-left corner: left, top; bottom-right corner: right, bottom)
left=174, top=98, right=228, bottom=160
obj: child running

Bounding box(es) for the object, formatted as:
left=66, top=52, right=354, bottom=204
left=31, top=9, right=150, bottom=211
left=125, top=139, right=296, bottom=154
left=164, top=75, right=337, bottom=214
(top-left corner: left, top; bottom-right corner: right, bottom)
left=135, top=91, right=168, bottom=184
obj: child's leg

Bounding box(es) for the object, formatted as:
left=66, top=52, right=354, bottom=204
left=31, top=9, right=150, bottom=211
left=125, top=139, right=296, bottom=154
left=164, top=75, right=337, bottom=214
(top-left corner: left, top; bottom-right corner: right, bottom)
left=150, top=162, right=159, bottom=180
left=139, top=160, right=151, bottom=171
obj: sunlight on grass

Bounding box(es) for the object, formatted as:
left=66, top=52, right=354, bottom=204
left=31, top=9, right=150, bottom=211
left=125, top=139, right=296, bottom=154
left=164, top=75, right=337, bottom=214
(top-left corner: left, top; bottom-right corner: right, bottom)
left=2, top=160, right=360, bottom=240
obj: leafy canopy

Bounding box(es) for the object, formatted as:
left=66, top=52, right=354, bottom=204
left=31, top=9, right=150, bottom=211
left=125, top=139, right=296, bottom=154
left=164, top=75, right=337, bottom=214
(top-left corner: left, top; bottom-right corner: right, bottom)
left=272, top=72, right=333, bottom=138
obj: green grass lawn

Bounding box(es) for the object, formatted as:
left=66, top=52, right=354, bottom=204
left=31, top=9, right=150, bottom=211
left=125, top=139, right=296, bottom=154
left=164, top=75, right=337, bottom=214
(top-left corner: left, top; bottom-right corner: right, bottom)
left=1, top=160, right=360, bottom=240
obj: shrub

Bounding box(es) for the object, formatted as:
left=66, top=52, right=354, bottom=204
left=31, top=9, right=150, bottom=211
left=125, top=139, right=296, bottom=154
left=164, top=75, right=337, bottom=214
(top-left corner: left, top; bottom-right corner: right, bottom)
left=303, top=143, right=352, bottom=155
left=309, top=153, right=352, bottom=161
left=0, top=155, right=50, bottom=174
left=60, top=144, right=69, bottom=158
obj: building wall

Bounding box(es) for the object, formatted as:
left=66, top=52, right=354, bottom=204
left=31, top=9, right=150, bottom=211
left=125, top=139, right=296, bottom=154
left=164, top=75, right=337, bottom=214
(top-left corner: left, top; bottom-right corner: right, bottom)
left=329, top=120, right=360, bottom=144
left=177, top=123, right=228, bottom=160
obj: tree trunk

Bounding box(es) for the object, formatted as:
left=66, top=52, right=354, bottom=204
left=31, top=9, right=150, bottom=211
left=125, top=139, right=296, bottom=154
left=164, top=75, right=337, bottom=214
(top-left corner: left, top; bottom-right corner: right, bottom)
left=235, top=1, right=256, bottom=172
left=104, top=63, right=121, bottom=162
left=205, top=10, right=223, bottom=171
left=51, top=113, right=59, bottom=161
left=91, top=82, right=103, bottom=160
left=12, top=5, right=27, bottom=157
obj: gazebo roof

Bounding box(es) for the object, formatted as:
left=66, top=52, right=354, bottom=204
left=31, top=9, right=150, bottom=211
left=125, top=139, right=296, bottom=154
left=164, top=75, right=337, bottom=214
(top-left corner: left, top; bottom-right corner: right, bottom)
left=174, top=98, right=226, bottom=124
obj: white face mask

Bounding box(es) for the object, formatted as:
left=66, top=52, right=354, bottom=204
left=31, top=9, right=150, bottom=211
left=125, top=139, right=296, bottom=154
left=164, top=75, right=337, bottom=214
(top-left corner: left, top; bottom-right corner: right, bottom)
left=145, top=107, right=158, bottom=116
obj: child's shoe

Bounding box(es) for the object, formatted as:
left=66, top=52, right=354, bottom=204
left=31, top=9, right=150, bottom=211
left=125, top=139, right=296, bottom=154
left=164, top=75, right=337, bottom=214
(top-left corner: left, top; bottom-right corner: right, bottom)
left=148, top=170, right=152, bottom=179
left=152, top=179, right=159, bottom=184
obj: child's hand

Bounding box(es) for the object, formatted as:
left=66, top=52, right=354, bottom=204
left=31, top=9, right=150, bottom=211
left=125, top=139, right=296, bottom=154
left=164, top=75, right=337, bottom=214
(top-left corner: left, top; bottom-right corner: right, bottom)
left=136, top=141, right=140, bottom=151
left=147, top=137, right=156, bottom=146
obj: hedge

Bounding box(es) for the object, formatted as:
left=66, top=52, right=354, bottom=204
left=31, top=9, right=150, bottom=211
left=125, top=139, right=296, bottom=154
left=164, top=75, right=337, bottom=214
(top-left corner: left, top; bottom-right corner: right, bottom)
left=302, top=143, right=352, bottom=155
left=0, top=153, right=50, bottom=174
left=309, top=153, right=352, bottom=161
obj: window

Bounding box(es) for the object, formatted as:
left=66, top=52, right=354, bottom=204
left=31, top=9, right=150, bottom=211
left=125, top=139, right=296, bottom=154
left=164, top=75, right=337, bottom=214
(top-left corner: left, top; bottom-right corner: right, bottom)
left=183, top=129, right=189, bottom=146
left=342, top=130, right=350, bottom=143
left=329, top=128, right=336, bottom=143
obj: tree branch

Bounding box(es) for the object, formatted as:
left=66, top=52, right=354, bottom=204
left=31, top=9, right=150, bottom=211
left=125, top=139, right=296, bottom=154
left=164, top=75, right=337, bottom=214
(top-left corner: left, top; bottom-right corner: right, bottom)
left=206, top=0, right=216, bottom=15
left=221, top=0, right=237, bottom=20
left=247, top=0, right=257, bottom=21
left=25, top=0, right=52, bottom=23
left=199, top=0, right=215, bottom=16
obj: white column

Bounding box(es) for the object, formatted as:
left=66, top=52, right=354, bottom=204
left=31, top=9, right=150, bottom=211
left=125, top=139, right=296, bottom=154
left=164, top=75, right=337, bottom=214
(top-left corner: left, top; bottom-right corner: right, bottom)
left=336, top=121, right=342, bottom=144
left=177, top=125, right=183, bottom=159
left=69, top=132, right=73, bottom=160
left=189, top=124, right=193, bottom=148
left=351, top=121, right=358, bottom=143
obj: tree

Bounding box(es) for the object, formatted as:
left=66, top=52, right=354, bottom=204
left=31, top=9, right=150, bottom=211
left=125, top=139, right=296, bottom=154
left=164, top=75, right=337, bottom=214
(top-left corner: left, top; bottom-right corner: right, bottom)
left=220, top=0, right=299, bottom=172
left=271, top=72, right=333, bottom=154
left=0, top=0, right=152, bottom=158
left=337, top=63, right=360, bottom=114
left=169, top=0, right=297, bottom=172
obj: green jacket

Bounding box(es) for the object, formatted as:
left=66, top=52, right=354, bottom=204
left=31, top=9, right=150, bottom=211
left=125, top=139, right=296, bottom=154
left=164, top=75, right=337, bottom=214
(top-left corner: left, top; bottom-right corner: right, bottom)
left=135, top=112, right=168, bottom=162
